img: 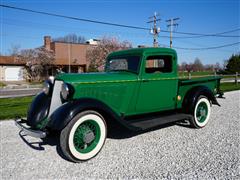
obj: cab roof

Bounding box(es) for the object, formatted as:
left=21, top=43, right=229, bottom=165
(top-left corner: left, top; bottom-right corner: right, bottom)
left=108, top=47, right=177, bottom=57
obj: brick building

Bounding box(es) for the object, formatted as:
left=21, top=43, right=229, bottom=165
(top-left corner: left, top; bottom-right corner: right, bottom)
left=0, top=36, right=96, bottom=81
left=43, top=36, right=91, bottom=73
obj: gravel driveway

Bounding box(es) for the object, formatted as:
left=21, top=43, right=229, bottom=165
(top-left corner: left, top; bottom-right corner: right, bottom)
left=0, top=91, right=239, bottom=179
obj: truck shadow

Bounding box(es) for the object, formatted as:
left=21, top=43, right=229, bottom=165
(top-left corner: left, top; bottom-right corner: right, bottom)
left=19, top=130, right=59, bottom=151
left=18, top=120, right=191, bottom=162
left=107, top=120, right=192, bottom=139
left=107, top=124, right=172, bottom=139
left=19, top=130, right=71, bottom=162
left=19, top=120, right=192, bottom=149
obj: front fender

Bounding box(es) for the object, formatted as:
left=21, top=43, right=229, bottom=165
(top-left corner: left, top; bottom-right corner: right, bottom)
left=47, top=98, right=122, bottom=131
left=27, top=92, right=51, bottom=129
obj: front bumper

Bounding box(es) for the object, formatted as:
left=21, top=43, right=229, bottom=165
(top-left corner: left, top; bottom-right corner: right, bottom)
left=15, top=119, right=47, bottom=138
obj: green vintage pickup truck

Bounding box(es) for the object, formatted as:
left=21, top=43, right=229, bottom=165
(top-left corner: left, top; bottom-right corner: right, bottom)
left=15, top=47, right=222, bottom=162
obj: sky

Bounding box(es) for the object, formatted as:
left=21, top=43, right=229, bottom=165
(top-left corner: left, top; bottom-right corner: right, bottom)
left=0, top=0, right=239, bottom=65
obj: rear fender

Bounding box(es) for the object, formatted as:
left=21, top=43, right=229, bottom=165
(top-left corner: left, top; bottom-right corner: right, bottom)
left=183, top=86, right=220, bottom=113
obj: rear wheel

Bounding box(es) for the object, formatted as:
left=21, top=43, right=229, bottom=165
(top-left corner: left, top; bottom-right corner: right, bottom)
left=190, top=95, right=211, bottom=128
left=60, top=110, right=107, bottom=162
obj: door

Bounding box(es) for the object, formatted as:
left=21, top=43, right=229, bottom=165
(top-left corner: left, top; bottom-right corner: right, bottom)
left=135, top=54, right=178, bottom=113
left=5, top=67, right=23, bottom=81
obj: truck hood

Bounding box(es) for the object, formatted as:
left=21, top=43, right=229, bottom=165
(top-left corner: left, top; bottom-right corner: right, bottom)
left=55, top=72, right=138, bottom=84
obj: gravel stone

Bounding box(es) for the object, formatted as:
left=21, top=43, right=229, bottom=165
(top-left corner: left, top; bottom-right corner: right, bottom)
left=0, top=90, right=239, bottom=179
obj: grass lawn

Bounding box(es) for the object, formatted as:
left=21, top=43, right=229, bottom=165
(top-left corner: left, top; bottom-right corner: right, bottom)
left=0, top=82, right=6, bottom=87
left=220, top=82, right=240, bottom=92
left=0, top=96, right=33, bottom=120
left=179, top=71, right=238, bottom=79
left=179, top=71, right=215, bottom=77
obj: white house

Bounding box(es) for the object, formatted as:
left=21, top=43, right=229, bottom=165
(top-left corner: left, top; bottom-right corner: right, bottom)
left=0, top=56, right=24, bottom=81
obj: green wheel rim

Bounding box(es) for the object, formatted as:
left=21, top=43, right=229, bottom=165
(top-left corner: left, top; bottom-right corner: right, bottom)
left=73, top=120, right=101, bottom=154
left=196, top=101, right=208, bottom=123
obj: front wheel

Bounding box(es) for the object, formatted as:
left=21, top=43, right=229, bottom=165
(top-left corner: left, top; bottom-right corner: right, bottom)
left=190, top=96, right=211, bottom=128
left=60, top=110, right=107, bottom=162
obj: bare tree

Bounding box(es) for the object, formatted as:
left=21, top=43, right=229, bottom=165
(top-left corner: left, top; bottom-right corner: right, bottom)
left=17, top=47, right=55, bottom=81
left=53, top=33, right=86, bottom=44
left=186, top=63, right=193, bottom=73
left=204, top=64, right=214, bottom=71
left=86, top=37, right=132, bottom=72
left=179, top=60, right=223, bottom=73
left=179, top=62, right=188, bottom=71
left=8, top=44, right=21, bottom=56
left=192, top=58, right=204, bottom=71
left=223, top=59, right=228, bottom=70
left=214, top=62, right=221, bottom=72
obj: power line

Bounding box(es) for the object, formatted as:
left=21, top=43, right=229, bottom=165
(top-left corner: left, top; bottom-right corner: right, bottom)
left=1, top=4, right=240, bottom=38
left=160, top=42, right=240, bottom=50
left=2, top=20, right=239, bottom=51
left=0, top=18, right=150, bottom=38
left=2, top=32, right=239, bottom=51
left=216, top=28, right=240, bottom=35
left=3, top=17, right=237, bottom=41
left=0, top=4, right=149, bottom=31
left=166, top=28, right=240, bottom=38
left=174, top=38, right=234, bottom=53
left=1, top=4, right=240, bottom=52
left=161, top=28, right=240, bottom=37
left=0, top=20, right=152, bottom=40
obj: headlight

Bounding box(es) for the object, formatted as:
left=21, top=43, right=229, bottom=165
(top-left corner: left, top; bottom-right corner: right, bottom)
left=43, top=80, right=51, bottom=95
left=61, top=83, right=70, bottom=100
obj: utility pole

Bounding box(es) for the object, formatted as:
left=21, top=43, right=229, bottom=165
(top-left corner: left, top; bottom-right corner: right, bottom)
left=166, top=18, right=180, bottom=48
left=147, top=12, right=161, bottom=47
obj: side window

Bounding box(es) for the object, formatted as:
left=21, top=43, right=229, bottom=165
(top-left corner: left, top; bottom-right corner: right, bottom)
left=108, top=59, right=128, bottom=70
left=145, top=55, right=172, bottom=73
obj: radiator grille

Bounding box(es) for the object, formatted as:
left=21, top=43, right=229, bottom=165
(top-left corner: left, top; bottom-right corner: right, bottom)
left=48, top=80, right=63, bottom=117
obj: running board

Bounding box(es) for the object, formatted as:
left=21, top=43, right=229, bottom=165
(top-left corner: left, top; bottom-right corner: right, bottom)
left=127, top=113, right=193, bottom=130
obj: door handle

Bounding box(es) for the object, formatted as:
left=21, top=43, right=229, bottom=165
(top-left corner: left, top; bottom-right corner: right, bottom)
left=142, top=79, right=149, bottom=82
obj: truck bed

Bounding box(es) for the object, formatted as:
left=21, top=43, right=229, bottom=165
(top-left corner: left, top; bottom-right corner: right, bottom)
left=176, top=76, right=221, bottom=108
left=179, top=76, right=221, bottom=85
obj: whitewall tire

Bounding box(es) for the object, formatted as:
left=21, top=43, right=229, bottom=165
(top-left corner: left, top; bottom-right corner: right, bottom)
left=190, top=96, right=211, bottom=128
left=60, top=111, right=107, bottom=162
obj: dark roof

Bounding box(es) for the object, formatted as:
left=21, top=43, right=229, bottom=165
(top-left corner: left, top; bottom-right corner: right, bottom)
left=0, top=56, right=25, bottom=65
left=52, top=41, right=90, bottom=46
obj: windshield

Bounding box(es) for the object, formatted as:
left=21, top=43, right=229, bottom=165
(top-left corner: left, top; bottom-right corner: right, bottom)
left=105, top=56, right=141, bottom=74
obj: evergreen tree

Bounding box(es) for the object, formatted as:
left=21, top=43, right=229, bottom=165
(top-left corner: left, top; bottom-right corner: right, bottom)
left=226, top=54, right=240, bottom=73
